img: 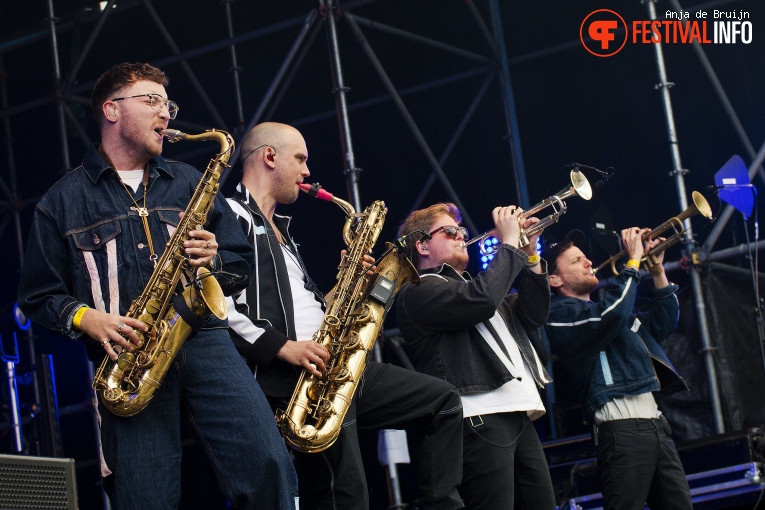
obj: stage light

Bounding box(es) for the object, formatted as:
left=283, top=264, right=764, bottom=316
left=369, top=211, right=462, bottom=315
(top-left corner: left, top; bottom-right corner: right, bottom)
left=477, top=237, right=544, bottom=270
left=479, top=236, right=498, bottom=270
left=14, top=303, right=30, bottom=331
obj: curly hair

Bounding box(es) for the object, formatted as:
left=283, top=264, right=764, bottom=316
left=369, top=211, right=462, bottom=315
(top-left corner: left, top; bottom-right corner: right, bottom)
left=91, top=62, right=168, bottom=127
left=396, top=202, right=462, bottom=268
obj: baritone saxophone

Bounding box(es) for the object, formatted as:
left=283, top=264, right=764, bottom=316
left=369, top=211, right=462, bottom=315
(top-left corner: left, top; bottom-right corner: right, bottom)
left=276, top=183, right=420, bottom=452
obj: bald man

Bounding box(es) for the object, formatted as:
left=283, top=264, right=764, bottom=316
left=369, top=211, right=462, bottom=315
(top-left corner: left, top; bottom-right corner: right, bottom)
left=225, top=122, right=464, bottom=510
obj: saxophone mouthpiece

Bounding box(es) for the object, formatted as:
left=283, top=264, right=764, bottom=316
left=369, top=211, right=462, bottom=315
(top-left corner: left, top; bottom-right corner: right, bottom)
left=298, top=182, right=335, bottom=202
left=161, top=129, right=186, bottom=143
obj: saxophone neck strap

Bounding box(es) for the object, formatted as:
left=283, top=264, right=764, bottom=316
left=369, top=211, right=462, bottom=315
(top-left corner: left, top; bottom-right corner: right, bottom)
left=172, top=293, right=208, bottom=330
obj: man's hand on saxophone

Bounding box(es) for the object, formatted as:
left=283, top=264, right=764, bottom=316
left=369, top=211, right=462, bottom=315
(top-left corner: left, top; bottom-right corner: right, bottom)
left=75, top=308, right=147, bottom=361
left=181, top=215, right=219, bottom=267
left=276, top=340, right=330, bottom=378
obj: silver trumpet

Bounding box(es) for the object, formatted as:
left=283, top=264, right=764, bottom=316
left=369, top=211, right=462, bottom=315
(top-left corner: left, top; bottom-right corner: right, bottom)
left=466, top=169, right=593, bottom=254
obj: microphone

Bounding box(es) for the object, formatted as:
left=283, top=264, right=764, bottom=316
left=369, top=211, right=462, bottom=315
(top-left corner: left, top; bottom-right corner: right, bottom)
left=394, top=231, right=431, bottom=250
left=350, top=229, right=432, bottom=291
left=566, top=163, right=613, bottom=188
left=707, top=183, right=754, bottom=191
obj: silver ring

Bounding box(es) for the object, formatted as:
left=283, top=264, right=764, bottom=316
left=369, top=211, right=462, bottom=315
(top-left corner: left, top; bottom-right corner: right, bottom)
left=117, top=322, right=125, bottom=332
left=205, top=241, right=211, bottom=249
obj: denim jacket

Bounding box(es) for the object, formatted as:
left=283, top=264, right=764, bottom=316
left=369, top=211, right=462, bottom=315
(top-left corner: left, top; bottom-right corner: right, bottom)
left=396, top=244, right=552, bottom=395
left=544, top=268, right=687, bottom=423
left=17, top=146, right=254, bottom=361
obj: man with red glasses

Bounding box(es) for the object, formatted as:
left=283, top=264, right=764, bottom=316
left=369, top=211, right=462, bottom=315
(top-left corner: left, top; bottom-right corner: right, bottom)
left=396, top=203, right=556, bottom=510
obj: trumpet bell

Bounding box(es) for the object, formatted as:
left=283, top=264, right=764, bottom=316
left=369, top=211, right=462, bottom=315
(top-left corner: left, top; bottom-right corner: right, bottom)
left=592, top=189, right=715, bottom=276
left=571, top=170, right=593, bottom=201
left=691, top=191, right=713, bottom=220
left=468, top=169, right=595, bottom=255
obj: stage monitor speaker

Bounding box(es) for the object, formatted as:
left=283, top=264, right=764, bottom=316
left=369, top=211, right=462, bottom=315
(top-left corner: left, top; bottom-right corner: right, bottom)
left=0, top=454, right=78, bottom=510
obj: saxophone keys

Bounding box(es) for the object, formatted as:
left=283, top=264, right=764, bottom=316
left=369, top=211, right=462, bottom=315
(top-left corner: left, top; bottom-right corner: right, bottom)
left=328, top=366, right=351, bottom=383
left=315, top=399, right=334, bottom=418
left=339, top=332, right=361, bottom=351
left=306, top=381, right=322, bottom=401
left=116, top=352, right=136, bottom=371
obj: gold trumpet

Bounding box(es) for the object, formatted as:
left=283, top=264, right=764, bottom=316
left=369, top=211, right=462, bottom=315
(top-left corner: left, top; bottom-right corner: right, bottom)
left=592, top=191, right=714, bottom=276
left=466, top=169, right=593, bottom=253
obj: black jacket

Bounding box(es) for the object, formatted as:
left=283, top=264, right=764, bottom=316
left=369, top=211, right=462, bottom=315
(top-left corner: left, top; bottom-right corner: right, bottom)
left=225, top=184, right=325, bottom=397
left=396, top=244, right=552, bottom=395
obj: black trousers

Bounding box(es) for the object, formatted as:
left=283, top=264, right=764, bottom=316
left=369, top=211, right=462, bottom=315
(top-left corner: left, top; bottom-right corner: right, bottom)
left=270, top=361, right=464, bottom=510
left=596, top=416, right=692, bottom=510
left=460, top=412, right=556, bottom=510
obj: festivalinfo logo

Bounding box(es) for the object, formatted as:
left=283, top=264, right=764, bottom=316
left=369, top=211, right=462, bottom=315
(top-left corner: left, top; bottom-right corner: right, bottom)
left=580, top=8, right=752, bottom=57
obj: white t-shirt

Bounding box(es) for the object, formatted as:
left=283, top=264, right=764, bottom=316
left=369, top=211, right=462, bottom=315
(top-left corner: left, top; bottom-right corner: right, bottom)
left=116, top=170, right=143, bottom=192
left=594, top=392, right=661, bottom=425
left=281, top=244, right=325, bottom=341
left=460, top=312, right=546, bottom=421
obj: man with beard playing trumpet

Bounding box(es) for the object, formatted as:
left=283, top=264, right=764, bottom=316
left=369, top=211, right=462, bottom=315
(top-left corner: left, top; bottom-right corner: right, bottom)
left=395, top=203, right=556, bottom=509
left=542, top=227, right=692, bottom=510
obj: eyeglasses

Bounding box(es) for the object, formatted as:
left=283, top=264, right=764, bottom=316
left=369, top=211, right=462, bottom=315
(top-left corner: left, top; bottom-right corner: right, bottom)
left=427, top=225, right=469, bottom=241
left=241, top=144, right=276, bottom=164
left=110, top=93, right=179, bottom=119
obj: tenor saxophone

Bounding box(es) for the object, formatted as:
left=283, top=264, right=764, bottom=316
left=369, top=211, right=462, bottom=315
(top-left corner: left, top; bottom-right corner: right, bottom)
left=276, top=183, right=420, bottom=453
left=92, top=129, right=233, bottom=417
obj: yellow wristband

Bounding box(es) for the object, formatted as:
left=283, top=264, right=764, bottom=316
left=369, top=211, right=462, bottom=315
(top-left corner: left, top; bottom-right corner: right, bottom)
left=72, top=306, right=89, bottom=329
left=625, top=259, right=641, bottom=270
left=526, top=254, right=541, bottom=265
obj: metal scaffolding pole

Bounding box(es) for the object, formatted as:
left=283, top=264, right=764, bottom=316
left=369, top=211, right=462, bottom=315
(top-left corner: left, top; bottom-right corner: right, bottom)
left=646, top=0, right=725, bottom=434
left=343, top=11, right=478, bottom=234
left=323, top=0, right=362, bottom=211
left=222, top=0, right=246, bottom=136
left=61, top=0, right=117, bottom=95
left=142, top=0, right=228, bottom=129
left=487, top=0, right=529, bottom=208
left=220, top=8, right=321, bottom=180
left=668, top=0, right=765, bottom=186
left=411, top=71, right=497, bottom=213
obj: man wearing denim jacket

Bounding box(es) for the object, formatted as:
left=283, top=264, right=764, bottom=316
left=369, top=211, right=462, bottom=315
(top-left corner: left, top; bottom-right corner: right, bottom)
left=543, top=228, right=691, bottom=510
left=17, top=63, right=297, bottom=509
left=396, top=202, right=556, bottom=510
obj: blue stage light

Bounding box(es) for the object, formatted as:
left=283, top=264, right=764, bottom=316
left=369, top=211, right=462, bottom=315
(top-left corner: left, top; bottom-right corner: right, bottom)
left=481, top=253, right=495, bottom=270
left=14, top=303, right=30, bottom=331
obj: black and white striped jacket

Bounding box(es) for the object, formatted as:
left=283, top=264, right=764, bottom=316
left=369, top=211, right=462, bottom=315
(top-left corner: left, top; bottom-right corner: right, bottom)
left=226, top=183, right=325, bottom=397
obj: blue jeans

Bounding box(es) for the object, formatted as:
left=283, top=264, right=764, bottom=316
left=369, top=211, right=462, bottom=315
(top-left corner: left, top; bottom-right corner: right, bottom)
left=99, top=326, right=298, bottom=510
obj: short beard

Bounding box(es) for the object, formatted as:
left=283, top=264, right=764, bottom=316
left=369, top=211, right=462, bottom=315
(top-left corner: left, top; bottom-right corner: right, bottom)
left=570, top=277, right=599, bottom=297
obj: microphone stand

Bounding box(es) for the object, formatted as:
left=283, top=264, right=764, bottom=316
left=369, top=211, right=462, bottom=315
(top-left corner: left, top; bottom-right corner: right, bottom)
left=739, top=188, right=765, bottom=382
left=712, top=184, right=765, bottom=379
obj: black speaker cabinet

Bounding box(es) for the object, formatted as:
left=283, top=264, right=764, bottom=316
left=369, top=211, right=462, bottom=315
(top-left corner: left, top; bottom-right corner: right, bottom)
left=0, top=454, right=78, bottom=510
